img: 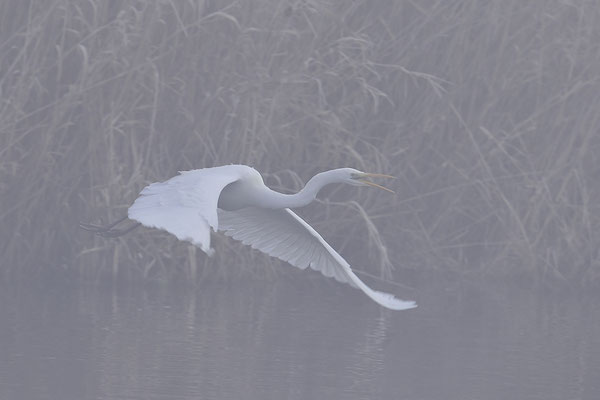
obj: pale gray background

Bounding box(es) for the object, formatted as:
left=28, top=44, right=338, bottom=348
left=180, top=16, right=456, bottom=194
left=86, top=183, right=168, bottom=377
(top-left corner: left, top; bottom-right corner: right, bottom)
left=1, top=1, right=599, bottom=399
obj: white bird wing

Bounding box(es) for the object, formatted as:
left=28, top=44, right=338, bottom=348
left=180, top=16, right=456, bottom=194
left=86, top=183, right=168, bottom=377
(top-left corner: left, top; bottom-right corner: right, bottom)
left=218, top=207, right=417, bottom=310
left=128, top=166, right=246, bottom=254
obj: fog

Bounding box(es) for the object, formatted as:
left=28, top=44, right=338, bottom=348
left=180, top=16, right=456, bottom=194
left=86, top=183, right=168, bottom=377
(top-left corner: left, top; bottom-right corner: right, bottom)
left=1, top=1, right=599, bottom=399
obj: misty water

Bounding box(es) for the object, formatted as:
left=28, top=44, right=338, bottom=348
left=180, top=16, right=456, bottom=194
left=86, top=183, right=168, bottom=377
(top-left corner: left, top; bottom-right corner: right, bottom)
left=1, top=275, right=598, bottom=400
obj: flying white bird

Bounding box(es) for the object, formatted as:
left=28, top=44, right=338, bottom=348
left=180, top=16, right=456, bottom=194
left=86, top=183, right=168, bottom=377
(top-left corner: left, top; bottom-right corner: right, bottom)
left=81, top=165, right=416, bottom=310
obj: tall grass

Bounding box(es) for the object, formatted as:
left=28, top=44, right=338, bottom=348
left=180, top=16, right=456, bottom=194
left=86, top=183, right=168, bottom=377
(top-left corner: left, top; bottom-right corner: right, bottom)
left=1, top=0, right=598, bottom=286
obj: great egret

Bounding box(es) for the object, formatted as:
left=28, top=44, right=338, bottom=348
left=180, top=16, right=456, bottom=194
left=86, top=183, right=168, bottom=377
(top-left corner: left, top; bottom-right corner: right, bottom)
left=82, top=165, right=416, bottom=310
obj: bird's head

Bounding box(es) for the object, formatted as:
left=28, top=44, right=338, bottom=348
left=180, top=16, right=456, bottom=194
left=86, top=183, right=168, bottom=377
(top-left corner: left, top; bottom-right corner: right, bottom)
left=339, top=168, right=395, bottom=193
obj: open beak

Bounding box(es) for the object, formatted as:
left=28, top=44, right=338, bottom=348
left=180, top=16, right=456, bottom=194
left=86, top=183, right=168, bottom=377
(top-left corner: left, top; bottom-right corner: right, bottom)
left=357, top=173, right=395, bottom=194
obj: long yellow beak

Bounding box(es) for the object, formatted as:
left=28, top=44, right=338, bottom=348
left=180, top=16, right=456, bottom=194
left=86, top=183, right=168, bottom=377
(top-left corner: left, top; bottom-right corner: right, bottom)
left=357, top=173, right=395, bottom=193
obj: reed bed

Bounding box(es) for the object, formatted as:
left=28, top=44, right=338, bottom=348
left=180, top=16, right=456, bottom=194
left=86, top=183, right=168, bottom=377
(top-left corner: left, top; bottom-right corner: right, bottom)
left=1, top=0, right=598, bottom=287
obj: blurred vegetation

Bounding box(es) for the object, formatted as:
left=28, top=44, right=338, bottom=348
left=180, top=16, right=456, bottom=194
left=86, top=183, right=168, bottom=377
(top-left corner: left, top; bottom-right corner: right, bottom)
left=1, top=0, right=598, bottom=287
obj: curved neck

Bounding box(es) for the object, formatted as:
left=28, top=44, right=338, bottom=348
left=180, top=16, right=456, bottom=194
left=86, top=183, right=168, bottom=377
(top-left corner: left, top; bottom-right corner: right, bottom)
left=261, top=171, right=340, bottom=209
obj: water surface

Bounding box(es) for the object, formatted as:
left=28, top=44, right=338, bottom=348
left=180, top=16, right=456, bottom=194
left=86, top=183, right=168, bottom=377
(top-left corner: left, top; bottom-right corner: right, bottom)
left=1, top=275, right=598, bottom=400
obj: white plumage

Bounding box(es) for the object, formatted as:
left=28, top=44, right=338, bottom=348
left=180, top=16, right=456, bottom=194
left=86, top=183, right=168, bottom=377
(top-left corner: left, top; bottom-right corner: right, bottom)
left=127, top=165, right=416, bottom=310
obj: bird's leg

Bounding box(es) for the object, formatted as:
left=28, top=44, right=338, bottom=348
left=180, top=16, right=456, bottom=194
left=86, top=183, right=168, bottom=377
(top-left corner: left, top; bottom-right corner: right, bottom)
left=79, top=216, right=141, bottom=238
left=97, top=222, right=141, bottom=238
left=80, top=216, right=128, bottom=232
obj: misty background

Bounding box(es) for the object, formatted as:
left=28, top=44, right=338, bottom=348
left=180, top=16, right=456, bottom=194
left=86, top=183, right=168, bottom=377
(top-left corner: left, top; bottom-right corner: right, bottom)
left=2, top=0, right=598, bottom=286
left=2, top=1, right=600, bottom=400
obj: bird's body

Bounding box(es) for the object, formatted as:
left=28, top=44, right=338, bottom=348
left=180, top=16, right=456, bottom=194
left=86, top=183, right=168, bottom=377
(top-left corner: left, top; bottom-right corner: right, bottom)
left=118, top=165, right=416, bottom=310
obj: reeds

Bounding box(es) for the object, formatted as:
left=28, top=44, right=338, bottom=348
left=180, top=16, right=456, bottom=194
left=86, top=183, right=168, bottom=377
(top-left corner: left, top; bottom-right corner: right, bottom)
left=1, top=0, right=598, bottom=286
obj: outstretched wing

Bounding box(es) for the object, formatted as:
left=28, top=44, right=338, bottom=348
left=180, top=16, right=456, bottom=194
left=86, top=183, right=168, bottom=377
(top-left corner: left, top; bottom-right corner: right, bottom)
left=128, top=165, right=247, bottom=254
left=218, top=207, right=417, bottom=310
